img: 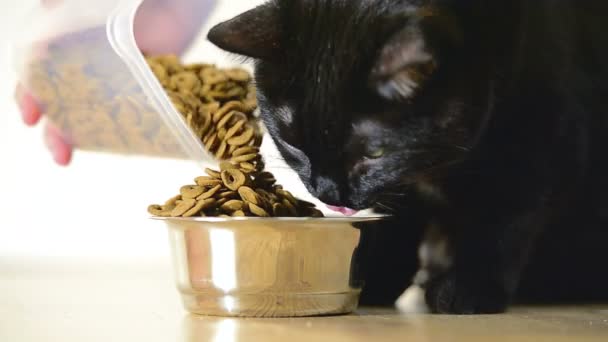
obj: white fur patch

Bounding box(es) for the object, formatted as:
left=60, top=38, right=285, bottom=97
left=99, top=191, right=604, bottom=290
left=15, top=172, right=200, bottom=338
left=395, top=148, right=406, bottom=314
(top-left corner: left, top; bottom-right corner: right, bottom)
left=351, top=119, right=387, bottom=137
left=395, top=223, right=453, bottom=313
left=396, top=285, right=430, bottom=313
left=276, top=104, right=294, bottom=125
left=418, top=230, right=452, bottom=271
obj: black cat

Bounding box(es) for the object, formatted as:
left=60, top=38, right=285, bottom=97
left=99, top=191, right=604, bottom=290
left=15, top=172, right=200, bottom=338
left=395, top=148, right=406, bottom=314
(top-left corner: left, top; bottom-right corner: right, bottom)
left=208, top=0, right=608, bottom=314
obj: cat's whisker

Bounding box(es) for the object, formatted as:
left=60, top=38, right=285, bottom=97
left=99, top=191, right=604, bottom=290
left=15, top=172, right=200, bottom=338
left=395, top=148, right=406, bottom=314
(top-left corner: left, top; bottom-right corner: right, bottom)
left=375, top=201, right=396, bottom=213
left=381, top=192, right=408, bottom=198
left=377, top=197, right=414, bottom=212
left=452, top=144, right=471, bottom=152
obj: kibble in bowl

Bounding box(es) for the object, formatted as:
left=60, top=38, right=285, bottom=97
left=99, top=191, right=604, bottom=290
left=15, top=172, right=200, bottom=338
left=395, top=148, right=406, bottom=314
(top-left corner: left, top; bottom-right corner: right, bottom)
left=147, top=163, right=324, bottom=219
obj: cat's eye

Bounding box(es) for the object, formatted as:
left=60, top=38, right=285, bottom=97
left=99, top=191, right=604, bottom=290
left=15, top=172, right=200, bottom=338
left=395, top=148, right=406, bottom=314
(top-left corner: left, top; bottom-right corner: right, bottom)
left=365, top=147, right=385, bottom=159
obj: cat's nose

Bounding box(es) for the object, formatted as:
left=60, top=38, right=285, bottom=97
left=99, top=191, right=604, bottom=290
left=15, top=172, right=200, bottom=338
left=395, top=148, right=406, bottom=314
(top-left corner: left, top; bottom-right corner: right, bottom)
left=310, top=175, right=342, bottom=206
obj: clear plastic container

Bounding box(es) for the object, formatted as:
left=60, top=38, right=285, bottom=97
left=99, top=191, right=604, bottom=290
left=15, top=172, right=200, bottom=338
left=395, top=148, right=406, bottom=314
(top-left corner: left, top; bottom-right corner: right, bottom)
left=13, top=0, right=218, bottom=165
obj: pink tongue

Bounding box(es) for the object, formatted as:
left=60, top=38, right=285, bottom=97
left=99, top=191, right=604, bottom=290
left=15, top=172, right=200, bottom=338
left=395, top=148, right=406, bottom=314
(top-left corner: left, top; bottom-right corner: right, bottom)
left=327, top=205, right=358, bottom=216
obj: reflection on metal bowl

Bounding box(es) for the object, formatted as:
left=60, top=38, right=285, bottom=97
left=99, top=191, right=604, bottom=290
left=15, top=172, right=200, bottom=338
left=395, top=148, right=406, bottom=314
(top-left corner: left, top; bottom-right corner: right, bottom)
left=154, top=216, right=385, bottom=317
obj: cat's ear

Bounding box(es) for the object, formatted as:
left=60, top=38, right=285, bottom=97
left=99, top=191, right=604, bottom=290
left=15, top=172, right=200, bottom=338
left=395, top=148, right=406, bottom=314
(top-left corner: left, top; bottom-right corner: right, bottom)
left=370, top=9, right=461, bottom=101
left=369, top=26, right=437, bottom=101
left=207, top=4, right=281, bottom=60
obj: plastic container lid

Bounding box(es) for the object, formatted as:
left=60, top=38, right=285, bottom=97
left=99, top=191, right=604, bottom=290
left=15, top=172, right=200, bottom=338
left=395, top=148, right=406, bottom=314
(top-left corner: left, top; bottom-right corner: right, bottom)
left=13, top=0, right=218, bottom=166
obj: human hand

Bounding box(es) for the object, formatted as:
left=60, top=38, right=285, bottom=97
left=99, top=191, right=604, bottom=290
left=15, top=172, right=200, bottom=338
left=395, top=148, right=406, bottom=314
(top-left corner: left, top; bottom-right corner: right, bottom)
left=16, top=0, right=216, bottom=165
left=15, top=83, right=72, bottom=165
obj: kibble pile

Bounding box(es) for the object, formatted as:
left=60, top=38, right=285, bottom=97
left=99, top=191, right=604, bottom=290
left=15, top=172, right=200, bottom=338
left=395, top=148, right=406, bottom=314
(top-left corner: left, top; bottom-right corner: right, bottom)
left=148, top=161, right=323, bottom=218
left=146, top=55, right=324, bottom=218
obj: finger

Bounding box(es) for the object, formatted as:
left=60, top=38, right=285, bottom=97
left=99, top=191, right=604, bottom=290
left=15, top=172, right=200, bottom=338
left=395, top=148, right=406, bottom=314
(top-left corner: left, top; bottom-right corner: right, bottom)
left=44, top=122, right=73, bottom=166
left=15, top=83, right=43, bottom=126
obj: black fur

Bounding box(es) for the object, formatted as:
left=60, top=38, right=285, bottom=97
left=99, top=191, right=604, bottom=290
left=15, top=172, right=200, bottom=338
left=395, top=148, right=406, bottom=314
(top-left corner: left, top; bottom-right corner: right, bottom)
left=208, top=0, right=608, bottom=314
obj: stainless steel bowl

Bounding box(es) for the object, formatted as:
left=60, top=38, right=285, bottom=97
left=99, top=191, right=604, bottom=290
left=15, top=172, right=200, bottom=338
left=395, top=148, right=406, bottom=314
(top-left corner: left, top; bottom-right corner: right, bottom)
left=153, top=216, right=385, bottom=317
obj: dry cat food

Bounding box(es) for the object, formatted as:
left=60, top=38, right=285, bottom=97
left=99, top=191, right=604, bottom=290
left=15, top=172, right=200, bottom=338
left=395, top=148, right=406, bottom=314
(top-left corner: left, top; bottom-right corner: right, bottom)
left=145, top=55, right=261, bottom=160
left=24, top=27, right=262, bottom=158
left=24, top=28, right=186, bottom=156
left=147, top=161, right=324, bottom=218
left=146, top=55, right=324, bottom=218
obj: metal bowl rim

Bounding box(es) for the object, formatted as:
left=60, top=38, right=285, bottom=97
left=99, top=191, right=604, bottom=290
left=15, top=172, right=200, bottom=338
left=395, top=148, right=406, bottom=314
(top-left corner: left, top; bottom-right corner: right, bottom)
left=150, top=215, right=388, bottom=224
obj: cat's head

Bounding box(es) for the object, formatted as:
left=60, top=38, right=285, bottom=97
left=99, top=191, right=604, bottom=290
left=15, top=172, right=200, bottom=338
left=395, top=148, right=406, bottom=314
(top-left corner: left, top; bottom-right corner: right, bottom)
left=208, top=0, right=501, bottom=210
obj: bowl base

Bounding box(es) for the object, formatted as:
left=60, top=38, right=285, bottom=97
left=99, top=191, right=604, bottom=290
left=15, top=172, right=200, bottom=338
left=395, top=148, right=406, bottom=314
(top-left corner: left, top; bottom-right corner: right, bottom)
left=181, top=291, right=361, bottom=318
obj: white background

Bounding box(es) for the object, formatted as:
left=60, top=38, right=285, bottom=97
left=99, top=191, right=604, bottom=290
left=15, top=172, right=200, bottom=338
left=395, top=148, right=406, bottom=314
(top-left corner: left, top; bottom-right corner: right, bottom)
left=0, top=0, right=325, bottom=261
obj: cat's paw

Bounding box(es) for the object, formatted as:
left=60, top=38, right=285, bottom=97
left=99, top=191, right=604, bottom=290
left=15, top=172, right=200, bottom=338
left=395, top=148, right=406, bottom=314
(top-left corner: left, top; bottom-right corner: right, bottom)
left=424, top=270, right=509, bottom=314
left=396, top=284, right=430, bottom=314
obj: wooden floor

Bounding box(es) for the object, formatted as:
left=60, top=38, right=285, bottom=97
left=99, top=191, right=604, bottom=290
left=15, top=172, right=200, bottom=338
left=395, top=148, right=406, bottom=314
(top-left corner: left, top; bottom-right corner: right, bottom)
left=1, top=258, right=607, bottom=342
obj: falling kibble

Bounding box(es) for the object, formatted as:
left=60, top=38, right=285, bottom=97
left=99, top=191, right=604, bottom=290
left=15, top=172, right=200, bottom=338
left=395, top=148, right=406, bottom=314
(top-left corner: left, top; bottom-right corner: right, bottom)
left=146, top=55, right=324, bottom=218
